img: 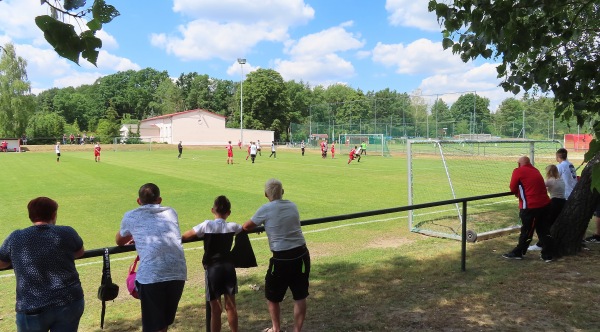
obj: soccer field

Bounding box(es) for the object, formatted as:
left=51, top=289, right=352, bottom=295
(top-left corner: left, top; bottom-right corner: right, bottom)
left=0, top=145, right=417, bottom=330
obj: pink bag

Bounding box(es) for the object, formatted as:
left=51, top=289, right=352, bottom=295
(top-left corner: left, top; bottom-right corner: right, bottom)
left=126, top=256, right=140, bottom=299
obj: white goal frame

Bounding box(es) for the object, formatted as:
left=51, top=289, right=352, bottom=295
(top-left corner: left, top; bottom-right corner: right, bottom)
left=337, top=134, right=386, bottom=156
left=407, top=139, right=562, bottom=240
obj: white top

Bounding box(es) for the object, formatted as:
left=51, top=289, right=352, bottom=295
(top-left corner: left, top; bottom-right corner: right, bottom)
left=545, top=177, right=565, bottom=199
left=55, top=144, right=60, bottom=153
left=192, top=218, right=242, bottom=236
left=557, top=160, right=577, bottom=198
left=119, top=204, right=187, bottom=284
left=250, top=144, right=257, bottom=154
left=271, top=143, right=276, bottom=152
left=251, top=199, right=306, bottom=252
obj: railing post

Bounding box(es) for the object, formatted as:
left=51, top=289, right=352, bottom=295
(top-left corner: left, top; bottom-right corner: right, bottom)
left=461, top=201, right=467, bottom=272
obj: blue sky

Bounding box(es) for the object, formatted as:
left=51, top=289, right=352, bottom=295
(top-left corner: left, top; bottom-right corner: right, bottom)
left=0, top=0, right=516, bottom=109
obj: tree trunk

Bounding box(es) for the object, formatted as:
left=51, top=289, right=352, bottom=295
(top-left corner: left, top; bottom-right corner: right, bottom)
left=552, top=151, right=600, bottom=256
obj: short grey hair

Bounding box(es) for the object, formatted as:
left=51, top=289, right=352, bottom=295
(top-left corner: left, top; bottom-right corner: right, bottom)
left=265, top=178, right=283, bottom=200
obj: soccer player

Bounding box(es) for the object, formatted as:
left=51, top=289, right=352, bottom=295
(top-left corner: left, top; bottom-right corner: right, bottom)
left=361, top=140, right=367, bottom=155
left=269, top=141, right=276, bottom=158
left=238, top=139, right=242, bottom=150
left=257, top=140, right=262, bottom=156
left=94, top=143, right=102, bottom=162
left=331, top=142, right=335, bottom=159
left=182, top=196, right=242, bottom=332
left=246, top=142, right=251, bottom=161
left=177, top=141, right=183, bottom=159
left=250, top=141, right=257, bottom=163
left=226, top=141, right=234, bottom=165
left=354, top=146, right=362, bottom=162
left=300, top=140, right=305, bottom=156
left=55, top=142, right=61, bottom=162
left=348, top=146, right=357, bottom=164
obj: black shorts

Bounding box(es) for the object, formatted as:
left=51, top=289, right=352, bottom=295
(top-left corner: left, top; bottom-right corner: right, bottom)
left=137, top=280, right=185, bottom=332
left=205, top=262, right=237, bottom=301
left=265, top=245, right=310, bottom=302
left=56, top=153, right=61, bottom=157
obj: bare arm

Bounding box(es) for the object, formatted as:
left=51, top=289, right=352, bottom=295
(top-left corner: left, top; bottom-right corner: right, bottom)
left=74, top=246, right=85, bottom=259
left=115, top=231, right=133, bottom=246
left=242, top=220, right=257, bottom=232
left=181, top=229, right=198, bottom=242
left=0, top=259, right=11, bottom=269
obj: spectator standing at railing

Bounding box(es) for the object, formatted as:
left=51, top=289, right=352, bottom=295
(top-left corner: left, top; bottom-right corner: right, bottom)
left=555, top=148, right=578, bottom=198
left=503, top=156, right=553, bottom=261
left=116, top=183, right=187, bottom=332
left=243, top=179, right=310, bottom=332
left=182, top=196, right=242, bottom=332
left=0, top=197, right=85, bottom=332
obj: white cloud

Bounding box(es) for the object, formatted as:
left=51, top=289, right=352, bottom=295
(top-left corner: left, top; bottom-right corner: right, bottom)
left=93, top=50, right=141, bottom=72
left=372, top=38, right=466, bottom=75
left=419, top=63, right=515, bottom=111
left=53, top=72, right=104, bottom=89
left=385, top=0, right=442, bottom=32
left=0, top=0, right=47, bottom=40
left=271, top=22, right=364, bottom=86
left=151, top=20, right=289, bottom=61
left=285, top=21, right=365, bottom=58
left=172, top=0, right=314, bottom=25
left=226, top=60, right=259, bottom=77
left=275, top=54, right=355, bottom=86
left=96, top=30, right=118, bottom=50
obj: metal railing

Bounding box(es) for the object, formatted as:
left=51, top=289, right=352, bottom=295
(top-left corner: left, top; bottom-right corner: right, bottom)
left=0, top=191, right=515, bottom=331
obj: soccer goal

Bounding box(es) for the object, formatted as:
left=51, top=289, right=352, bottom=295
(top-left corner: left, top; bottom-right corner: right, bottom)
left=112, top=136, right=156, bottom=152
left=407, top=139, right=562, bottom=241
left=338, top=134, right=390, bottom=156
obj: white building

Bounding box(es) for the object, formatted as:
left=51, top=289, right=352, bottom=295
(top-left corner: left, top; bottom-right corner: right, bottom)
left=131, top=109, right=274, bottom=145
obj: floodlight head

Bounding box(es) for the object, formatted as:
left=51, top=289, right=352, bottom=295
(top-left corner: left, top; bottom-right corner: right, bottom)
left=237, top=58, right=246, bottom=64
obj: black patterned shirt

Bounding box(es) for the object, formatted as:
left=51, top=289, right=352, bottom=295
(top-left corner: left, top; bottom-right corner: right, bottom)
left=0, top=224, right=84, bottom=313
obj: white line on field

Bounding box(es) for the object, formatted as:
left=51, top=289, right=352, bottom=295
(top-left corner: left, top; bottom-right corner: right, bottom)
left=0, top=215, right=405, bottom=279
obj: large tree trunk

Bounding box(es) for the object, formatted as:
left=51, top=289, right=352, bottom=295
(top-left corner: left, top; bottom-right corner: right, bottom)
left=552, top=151, right=600, bottom=256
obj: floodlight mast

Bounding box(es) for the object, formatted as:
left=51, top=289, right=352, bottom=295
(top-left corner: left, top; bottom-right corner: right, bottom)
left=237, top=58, right=246, bottom=145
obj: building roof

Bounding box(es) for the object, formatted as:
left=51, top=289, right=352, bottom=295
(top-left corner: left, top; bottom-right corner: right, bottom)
left=142, top=109, right=226, bottom=122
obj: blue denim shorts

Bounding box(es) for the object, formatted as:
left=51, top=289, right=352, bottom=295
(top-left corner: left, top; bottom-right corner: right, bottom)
left=16, top=298, right=84, bottom=332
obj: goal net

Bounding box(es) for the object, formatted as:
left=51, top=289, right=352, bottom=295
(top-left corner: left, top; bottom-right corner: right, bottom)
left=338, top=134, right=390, bottom=156
left=407, top=139, right=562, bottom=241
left=112, top=137, right=156, bottom=152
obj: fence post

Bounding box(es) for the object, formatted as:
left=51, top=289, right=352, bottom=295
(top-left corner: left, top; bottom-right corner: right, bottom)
left=461, top=201, right=467, bottom=272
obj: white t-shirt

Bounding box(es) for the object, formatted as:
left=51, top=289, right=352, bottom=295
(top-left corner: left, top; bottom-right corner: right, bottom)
left=55, top=144, right=60, bottom=154
left=271, top=143, right=276, bottom=152
left=251, top=199, right=306, bottom=252
left=119, top=204, right=187, bottom=284
left=557, top=160, right=577, bottom=198
left=545, top=177, right=565, bottom=199
left=250, top=144, right=258, bottom=155
left=192, top=218, right=242, bottom=237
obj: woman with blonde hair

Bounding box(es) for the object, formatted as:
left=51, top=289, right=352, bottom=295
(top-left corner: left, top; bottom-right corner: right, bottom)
left=529, top=164, right=566, bottom=252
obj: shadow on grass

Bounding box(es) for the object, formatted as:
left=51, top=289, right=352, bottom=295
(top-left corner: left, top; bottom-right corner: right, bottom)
left=69, top=236, right=600, bottom=331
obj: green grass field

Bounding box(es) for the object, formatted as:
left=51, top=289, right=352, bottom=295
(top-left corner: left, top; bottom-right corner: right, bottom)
left=1, top=145, right=598, bottom=331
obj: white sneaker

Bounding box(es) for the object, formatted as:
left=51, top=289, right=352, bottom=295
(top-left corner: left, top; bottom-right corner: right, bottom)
left=528, top=244, right=542, bottom=251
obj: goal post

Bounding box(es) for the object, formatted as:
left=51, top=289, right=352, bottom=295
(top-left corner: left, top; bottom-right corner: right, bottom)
left=338, top=134, right=390, bottom=156
left=407, top=139, right=563, bottom=241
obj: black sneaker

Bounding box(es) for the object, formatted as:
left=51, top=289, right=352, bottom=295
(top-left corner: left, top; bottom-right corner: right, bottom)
left=540, top=254, right=553, bottom=262
left=584, top=235, right=600, bottom=243
left=502, top=252, right=523, bottom=260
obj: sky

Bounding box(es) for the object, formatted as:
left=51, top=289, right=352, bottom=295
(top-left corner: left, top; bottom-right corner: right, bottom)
left=0, top=0, right=518, bottom=110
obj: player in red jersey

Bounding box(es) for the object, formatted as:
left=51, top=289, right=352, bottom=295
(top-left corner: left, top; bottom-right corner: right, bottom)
left=94, top=143, right=101, bottom=162
left=331, top=142, right=335, bottom=159
left=226, top=141, right=234, bottom=164
left=348, top=146, right=356, bottom=164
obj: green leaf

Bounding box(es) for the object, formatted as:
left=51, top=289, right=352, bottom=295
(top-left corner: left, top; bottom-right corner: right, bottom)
left=92, top=0, right=120, bottom=24
left=592, top=163, right=600, bottom=193
left=87, top=18, right=102, bottom=31
left=585, top=139, right=600, bottom=162
left=80, top=30, right=102, bottom=66
left=64, top=0, right=86, bottom=11
left=35, top=15, right=83, bottom=64
left=442, top=38, right=454, bottom=49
